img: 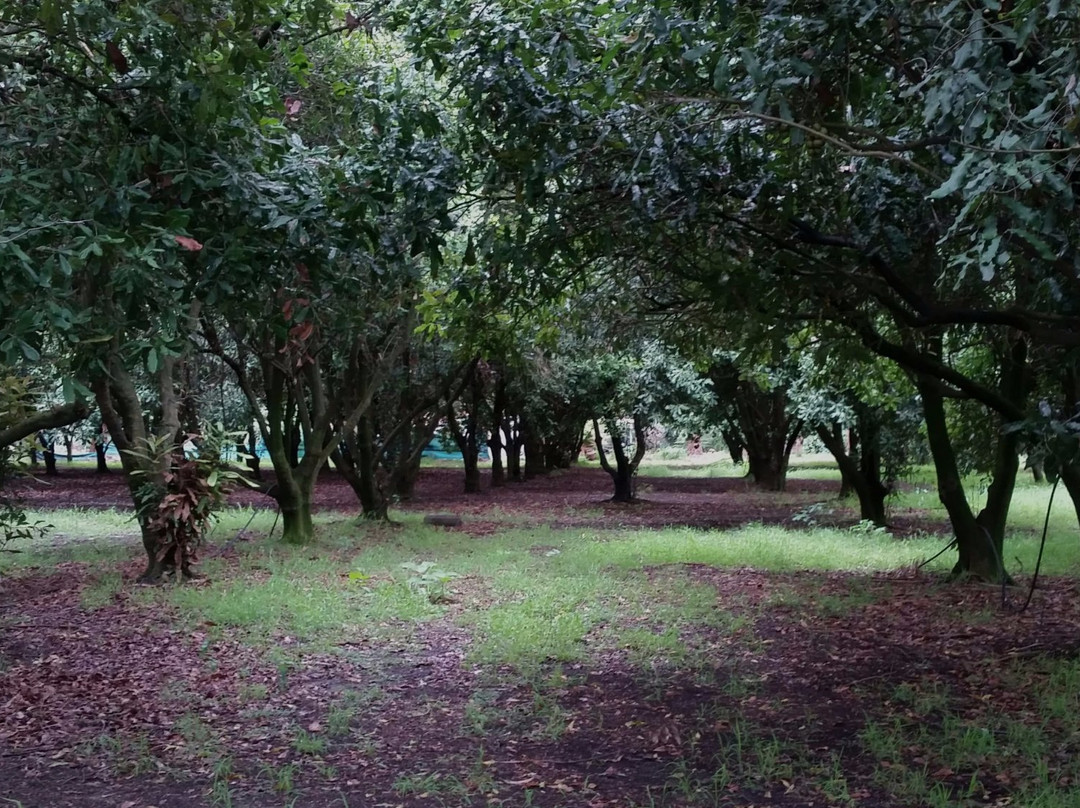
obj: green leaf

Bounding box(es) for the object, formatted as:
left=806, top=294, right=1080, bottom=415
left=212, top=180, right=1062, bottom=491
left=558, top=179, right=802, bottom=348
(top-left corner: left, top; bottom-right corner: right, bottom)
left=18, top=341, right=40, bottom=361
left=682, top=43, right=712, bottom=63
left=929, top=152, right=977, bottom=199
left=739, top=48, right=764, bottom=83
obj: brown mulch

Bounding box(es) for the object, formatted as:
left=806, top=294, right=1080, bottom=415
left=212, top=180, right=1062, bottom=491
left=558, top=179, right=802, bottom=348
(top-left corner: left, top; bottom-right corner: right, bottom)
left=3, top=563, right=1079, bottom=807
left=5, top=465, right=1061, bottom=807
left=7, top=465, right=949, bottom=537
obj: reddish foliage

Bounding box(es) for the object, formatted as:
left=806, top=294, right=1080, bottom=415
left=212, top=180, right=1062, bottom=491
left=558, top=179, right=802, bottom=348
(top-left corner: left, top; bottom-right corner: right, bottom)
left=173, top=235, right=203, bottom=251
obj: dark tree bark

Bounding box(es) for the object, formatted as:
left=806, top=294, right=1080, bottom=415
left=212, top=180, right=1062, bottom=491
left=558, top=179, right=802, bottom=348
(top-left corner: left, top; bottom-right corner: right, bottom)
left=720, top=427, right=745, bottom=465
left=92, top=351, right=185, bottom=582
left=1057, top=363, right=1080, bottom=530
left=816, top=409, right=889, bottom=526
left=39, top=433, right=57, bottom=476
left=447, top=363, right=483, bottom=494
left=394, top=457, right=423, bottom=500
left=521, top=414, right=547, bottom=479
left=709, top=363, right=801, bottom=491
left=543, top=424, right=583, bottom=469
left=95, top=435, right=110, bottom=473
left=504, top=415, right=523, bottom=481
left=921, top=382, right=1018, bottom=582
left=0, top=400, right=89, bottom=447
left=242, top=423, right=262, bottom=480
left=333, top=412, right=386, bottom=519
left=205, top=315, right=408, bottom=542
left=334, top=356, right=474, bottom=518
left=593, top=415, right=647, bottom=502
left=916, top=335, right=1028, bottom=582
left=1060, top=465, right=1080, bottom=535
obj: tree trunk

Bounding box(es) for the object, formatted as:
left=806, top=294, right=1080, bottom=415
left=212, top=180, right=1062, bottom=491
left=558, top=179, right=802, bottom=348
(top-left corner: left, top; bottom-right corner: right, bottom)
left=522, top=417, right=547, bottom=479
left=447, top=369, right=483, bottom=495
left=721, top=427, right=745, bottom=465
left=504, top=416, right=523, bottom=481
left=244, top=423, right=262, bottom=480
left=276, top=478, right=316, bottom=544
left=739, top=386, right=801, bottom=493
left=816, top=421, right=888, bottom=527
left=611, top=466, right=634, bottom=502
left=543, top=424, right=582, bottom=469
left=489, top=429, right=505, bottom=487
left=333, top=433, right=388, bottom=521
left=92, top=352, right=186, bottom=583
left=1059, top=464, right=1080, bottom=535
left=489, top=377, right=507, bottom=488
left=40, top=434, right=57, bottom=476
left=463, top=449, right=480, bottom=493
left=287, top=424, right=301, bottom=468
left=594, top=416, right=647, bottom=503
left=394, top=457, right=422, bottom=500
left=919, top=381, right=1012, bottom=582
left=95, top=440, right=110, bottom=473
left=1057, top=365, right=1080, bottom=530
left=747, top=449, right=787, bottom=492
left=354, top=414, right=388, bottom=518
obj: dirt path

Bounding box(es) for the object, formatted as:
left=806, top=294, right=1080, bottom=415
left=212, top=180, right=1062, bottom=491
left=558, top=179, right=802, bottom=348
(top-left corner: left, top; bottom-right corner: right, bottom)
left=3, top=559, right=1079, bottom=807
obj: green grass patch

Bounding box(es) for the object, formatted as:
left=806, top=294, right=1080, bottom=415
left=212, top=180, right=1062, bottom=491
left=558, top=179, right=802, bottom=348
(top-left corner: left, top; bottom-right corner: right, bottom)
left=79, top=569, right=124, bottom=609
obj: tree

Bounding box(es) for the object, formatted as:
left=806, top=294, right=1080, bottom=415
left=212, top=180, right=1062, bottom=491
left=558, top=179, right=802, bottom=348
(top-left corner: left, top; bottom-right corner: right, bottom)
left=794, top=337, right=922, bottom=526
left=333, top=346, right=472, bottom=518
left=392, top=0, right=1078, bottom=579
left=0, top=0, right=356, bottom=574
left=707, top=356, right=803, bottom=492
left=197, top=32, right=459, bottom=540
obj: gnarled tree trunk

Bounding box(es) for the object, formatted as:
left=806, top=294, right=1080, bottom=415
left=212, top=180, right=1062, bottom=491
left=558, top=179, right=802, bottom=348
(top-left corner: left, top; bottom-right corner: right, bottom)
left=916, top=334, right=1028, bottom=582
left=593, top=415, right=646, bottom=503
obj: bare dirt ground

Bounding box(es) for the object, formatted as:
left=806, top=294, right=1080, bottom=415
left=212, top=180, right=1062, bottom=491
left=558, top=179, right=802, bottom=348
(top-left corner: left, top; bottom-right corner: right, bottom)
left=1, top=466, right=1069, bottom=808
left=7, top=464, right=945, bottom=535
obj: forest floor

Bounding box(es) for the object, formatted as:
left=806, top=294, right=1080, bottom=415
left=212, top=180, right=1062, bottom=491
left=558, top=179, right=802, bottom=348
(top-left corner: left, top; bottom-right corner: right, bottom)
left=2, top=465, right=1080, bottom=808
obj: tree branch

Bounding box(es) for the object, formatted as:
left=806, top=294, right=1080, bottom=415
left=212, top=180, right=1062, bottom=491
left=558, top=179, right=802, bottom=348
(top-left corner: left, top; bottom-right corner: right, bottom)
left=0, top=401, right=89, bottom=447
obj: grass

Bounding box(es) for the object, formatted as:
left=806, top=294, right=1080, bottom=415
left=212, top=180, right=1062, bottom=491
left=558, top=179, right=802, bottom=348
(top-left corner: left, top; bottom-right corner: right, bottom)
left=79, top=569, right=124, bottom=609
left=78, top=731, right=161, bottom=776
left=1, top=506, right=280, bottom=567
left=8, top=458, right=1080, bottom=807
left=857, top=659, right=1080, bottom=807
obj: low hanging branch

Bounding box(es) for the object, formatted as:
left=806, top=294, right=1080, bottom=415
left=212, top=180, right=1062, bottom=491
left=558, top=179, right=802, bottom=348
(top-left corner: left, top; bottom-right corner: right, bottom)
left=0, top=400, right=89, bottom=448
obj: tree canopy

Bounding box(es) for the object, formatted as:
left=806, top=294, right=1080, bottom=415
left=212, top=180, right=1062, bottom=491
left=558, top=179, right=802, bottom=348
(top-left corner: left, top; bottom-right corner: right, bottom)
left=3, top=0, right=1080, bottom=582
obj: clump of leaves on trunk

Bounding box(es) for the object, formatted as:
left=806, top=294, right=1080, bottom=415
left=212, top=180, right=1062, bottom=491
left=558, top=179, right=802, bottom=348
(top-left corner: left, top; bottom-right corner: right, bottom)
left=127, top=423, right=248, bottom=581
left=0, top=374, right=50, bottom=557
